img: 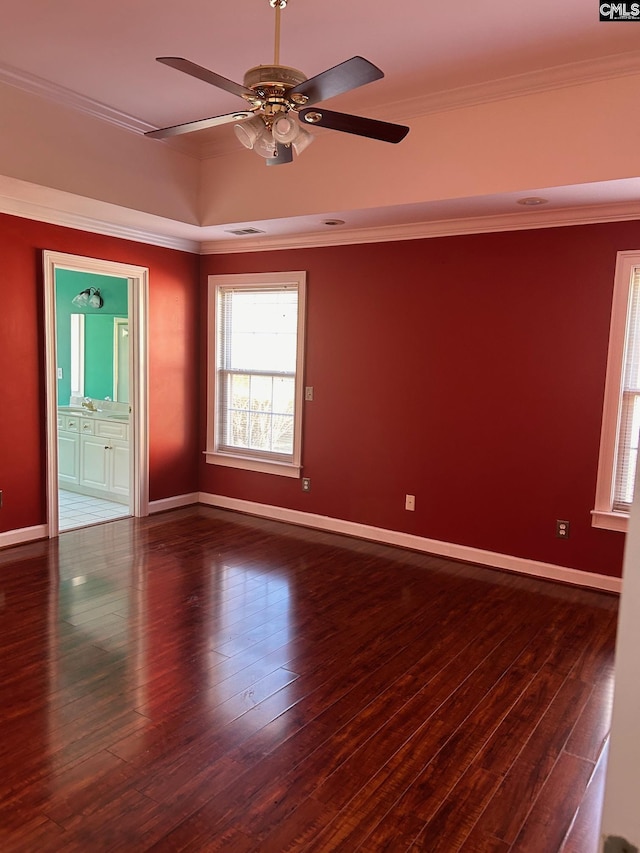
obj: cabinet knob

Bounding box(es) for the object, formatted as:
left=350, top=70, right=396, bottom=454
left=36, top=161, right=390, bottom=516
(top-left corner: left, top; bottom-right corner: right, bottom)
left=104, top=445, right=110, bottom=450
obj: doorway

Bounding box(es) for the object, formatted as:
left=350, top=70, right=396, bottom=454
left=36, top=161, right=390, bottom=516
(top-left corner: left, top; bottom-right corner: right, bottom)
left=44, top=252, right=149, bottom=537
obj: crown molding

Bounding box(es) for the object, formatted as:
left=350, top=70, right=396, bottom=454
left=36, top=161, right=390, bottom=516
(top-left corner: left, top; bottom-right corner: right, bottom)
left=0, top=177, right=638, bottom=256
left=0, top=190, right=200, bottom=253
left=0, top=61, right=153, bottom=134
left=3, top=51, right=640, bottom=161
left=200, top=201, right=640, bottom=255
left=0, top=61, right=202, bottom=158
left=380, top=49, right=640, bottom=125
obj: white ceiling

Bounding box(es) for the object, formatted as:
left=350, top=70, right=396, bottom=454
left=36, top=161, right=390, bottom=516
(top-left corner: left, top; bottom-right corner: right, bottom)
left=3, top=0, right=639, bottom=127
left=2, top=0, right=640, bottom=247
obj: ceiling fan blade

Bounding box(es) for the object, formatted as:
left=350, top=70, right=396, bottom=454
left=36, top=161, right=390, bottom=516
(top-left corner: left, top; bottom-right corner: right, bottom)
left=156, top=57, right=254, bottom=99
left=299, top=108, right=409, bottom=144
left=289, top=56, right=383, bottom=105
left=266, top=143, right=294, bottom=166
left=145, top=110, right=254, bottom=139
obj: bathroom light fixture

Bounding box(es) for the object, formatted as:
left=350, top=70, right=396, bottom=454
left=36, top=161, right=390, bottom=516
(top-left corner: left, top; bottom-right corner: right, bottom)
left=72, top=287, right=104, bottom=309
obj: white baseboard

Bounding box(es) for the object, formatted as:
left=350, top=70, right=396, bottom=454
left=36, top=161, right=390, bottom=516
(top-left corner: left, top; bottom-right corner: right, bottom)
left=198, top=492, right=622, bottom=594
left=0, top=499, right=622, bottom=594
left=149, top=493, right=199, bottom=514
left=0, top=524, right=48, bottom=550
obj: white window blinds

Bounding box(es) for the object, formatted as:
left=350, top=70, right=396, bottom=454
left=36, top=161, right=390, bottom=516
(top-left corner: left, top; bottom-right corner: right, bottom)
left=206, top=271, right=306, bottom=478
left=613, top=266, right=640, bottom=512
left=216, top=284, right=299, bottom=462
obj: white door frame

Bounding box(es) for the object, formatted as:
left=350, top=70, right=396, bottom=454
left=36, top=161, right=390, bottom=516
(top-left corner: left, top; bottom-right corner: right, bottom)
left=43, top=250, right=149, bottom=537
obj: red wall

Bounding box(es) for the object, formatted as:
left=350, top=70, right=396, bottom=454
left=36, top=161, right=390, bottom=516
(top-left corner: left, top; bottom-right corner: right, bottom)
left=0, top=212, right=200, bottom=534
left=199, top=222, right=640, bottom=578
left=1, top=207, right=636, bottom=580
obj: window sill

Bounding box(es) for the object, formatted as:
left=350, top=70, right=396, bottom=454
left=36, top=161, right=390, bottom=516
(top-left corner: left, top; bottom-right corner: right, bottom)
left=591, top=510, right=629, bottom=532
left=203, top=450, right=301, bottom=479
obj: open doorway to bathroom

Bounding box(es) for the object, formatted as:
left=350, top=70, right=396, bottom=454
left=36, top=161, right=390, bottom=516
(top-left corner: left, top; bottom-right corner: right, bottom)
left=56, top=270, right=130, bottom=530
left=43, top=252, right=149, bottom=537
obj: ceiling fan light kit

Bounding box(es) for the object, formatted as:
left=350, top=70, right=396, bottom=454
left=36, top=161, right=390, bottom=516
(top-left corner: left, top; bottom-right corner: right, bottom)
left=272, top=114, right=299, bottom=144
left=254, top=129, right=283, bottom=160
left=292, top=127, right=314, bottom=155
left=233, top=116, right=267, bottom=150
left=145, top=0, right=409, bottom=165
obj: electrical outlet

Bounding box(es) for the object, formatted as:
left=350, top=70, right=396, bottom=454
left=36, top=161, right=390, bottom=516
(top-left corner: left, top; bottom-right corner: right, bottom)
left=302, top=478, right=311, bottom=492
left=305, top=386, right=314, bottom=401
left=405, top=494, right=415, bottom=511
left=556, top=519, right=570, bottom=539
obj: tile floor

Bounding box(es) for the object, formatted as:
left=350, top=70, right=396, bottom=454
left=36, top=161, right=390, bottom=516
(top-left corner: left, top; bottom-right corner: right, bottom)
left=58, top=488, right=130, bottom=531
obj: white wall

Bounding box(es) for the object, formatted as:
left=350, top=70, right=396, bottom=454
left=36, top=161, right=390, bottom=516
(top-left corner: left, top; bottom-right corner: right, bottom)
left=599, top=466, right=640, bottom=849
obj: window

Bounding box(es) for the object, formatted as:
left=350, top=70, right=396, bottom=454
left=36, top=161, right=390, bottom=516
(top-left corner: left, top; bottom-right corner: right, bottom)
left=205, top=271, right=306, bottom=477
left=593, top=251, right=640, bottom=532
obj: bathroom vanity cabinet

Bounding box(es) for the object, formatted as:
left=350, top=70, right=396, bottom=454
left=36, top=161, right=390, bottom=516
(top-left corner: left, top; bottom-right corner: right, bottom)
left=58, top=412, right=129, bottom=503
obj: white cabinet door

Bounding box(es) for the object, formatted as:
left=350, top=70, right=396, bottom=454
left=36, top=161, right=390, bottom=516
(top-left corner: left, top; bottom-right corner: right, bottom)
left=59, top=414, right=129, bottom=501
left=80, top=436, right=110, bottom=491
left=58, top=433, right=80, bottom=484
left=110, top=440, right=130, bottom=498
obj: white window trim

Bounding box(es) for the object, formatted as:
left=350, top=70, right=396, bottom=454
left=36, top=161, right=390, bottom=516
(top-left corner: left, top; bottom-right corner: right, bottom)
left=592, top=250, right=640, bottom=533
left=204, top=271, right=306, bottom=478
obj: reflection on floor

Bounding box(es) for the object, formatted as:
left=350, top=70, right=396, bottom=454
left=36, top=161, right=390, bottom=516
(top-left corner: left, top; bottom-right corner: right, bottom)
left=58, top=488, right=130, bottom=531
left=0, top=507, right=618, bottom=851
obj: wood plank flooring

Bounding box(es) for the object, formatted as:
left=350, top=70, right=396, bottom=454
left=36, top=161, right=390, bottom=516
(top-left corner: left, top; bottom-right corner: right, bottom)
left=0, top=506, right=618, bottom=852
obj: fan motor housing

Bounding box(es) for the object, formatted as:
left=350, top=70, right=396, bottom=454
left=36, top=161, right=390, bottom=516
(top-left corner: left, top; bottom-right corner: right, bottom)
left=243, top=64, right=307, bottom=90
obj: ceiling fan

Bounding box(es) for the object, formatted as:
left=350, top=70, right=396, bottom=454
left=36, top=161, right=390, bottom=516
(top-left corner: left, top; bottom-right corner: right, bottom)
left=145, top=0, right=409, bottom=165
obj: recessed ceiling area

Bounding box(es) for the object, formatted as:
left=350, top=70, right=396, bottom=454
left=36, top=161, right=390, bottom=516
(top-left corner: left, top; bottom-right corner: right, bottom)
left=1, top=0, right=640, bottom=248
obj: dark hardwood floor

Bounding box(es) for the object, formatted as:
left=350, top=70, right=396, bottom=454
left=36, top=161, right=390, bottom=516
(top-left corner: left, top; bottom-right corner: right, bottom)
left=0, top=506, right=618, bottom=852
